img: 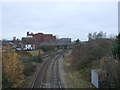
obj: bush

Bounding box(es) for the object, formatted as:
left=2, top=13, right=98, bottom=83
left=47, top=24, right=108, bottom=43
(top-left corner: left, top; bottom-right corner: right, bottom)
left=99, top=57, right=120, bottom=88
left=16, top=50, right=32, bottom=59
left=72, top=39, right=113, bottom=69
left=23, top=62, right=36, bottom=76
left=2, top=47, right=25, bottom=88
left=40, top=46, right=54, bottom=52
left=31, top=55, right=43, bottom=63
left=16, top=50, right=32, bottom=57
left=2, top=74, right=13, bottom=88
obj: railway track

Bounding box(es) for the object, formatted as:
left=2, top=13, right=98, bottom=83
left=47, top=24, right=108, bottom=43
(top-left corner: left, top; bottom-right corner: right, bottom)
left=51, top=54, right=62, bottom=88
left=31, top=51, right=63, bottom=89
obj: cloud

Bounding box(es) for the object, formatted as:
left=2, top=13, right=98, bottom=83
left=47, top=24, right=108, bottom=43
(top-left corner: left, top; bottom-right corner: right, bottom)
left=2, top=2, right=118, bottom=41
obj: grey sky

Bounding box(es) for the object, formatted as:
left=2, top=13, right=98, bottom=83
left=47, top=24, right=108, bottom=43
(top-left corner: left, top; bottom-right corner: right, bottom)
left=2, top=2, right=118, bottom=41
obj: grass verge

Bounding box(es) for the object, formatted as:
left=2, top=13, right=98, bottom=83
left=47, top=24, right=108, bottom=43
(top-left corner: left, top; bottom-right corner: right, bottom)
left=23, top=62, right=37, bottom=87
left=27, top=50, right=44, bottom=56
left=63, top=51, right=95, bottom=88
left=23, top=62, right=36, bottom=76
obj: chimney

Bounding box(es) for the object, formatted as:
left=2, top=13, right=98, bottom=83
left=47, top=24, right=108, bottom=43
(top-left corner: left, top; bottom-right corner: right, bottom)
left=27, top=32, right=29, bottom=36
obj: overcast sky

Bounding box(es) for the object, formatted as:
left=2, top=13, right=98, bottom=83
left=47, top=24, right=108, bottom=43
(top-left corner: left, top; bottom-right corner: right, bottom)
left=2, top=2, right=118, bottom=41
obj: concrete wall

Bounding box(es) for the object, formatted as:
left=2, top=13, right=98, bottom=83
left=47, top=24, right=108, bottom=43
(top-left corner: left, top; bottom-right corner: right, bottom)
left=91, top=69, right=99, bottom=88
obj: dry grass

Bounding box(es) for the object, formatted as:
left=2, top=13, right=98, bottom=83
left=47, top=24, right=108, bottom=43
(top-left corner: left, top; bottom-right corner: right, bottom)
left=27, top=50, right=44, bottom=56
left=63, top=50, right=95, bottom=88
left=16, top=50, right=32, bottom=59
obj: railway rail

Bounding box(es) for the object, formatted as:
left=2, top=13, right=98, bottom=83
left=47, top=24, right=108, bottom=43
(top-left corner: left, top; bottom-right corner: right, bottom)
left=51, top=54, right=62, bottom=88
left=31, top=50, right=63, bottom=89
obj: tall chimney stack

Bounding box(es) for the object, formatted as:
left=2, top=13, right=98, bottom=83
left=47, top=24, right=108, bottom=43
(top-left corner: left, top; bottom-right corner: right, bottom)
left=27, top=32, right=29, bottom=36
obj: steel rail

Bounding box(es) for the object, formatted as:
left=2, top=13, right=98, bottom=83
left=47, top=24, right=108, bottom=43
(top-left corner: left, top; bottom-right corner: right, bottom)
left=50, top=53, right=63, bottom=89
left=31, top=51, right=62, bottom=89
left=31, top=55, right=55, bottom=88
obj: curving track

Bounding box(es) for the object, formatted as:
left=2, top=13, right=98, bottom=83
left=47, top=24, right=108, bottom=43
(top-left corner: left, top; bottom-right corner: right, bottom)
left=51, top=54, right=62, bottom=88
left=31, top=50, right=64, bottom=89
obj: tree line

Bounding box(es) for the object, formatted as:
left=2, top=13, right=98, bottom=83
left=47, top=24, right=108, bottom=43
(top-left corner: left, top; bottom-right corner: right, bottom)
left=70, top=31, right=120, bottom=88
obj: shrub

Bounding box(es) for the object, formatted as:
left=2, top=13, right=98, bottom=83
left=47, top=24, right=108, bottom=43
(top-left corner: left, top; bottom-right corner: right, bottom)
left=23, top=62, right=36, bottom=76
left=31, top=55, right=43, bottom=63
left=2, top=47, right=25, bottom=88
left=72, top=39, right=113, bottom=69
left=40, top=46, right=54, bottom=52
left=99, top=57, right=120, bottom=88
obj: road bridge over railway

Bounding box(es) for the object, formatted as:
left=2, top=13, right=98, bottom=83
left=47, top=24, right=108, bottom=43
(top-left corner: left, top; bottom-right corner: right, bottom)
left=39, top=42, right=73, bottom=49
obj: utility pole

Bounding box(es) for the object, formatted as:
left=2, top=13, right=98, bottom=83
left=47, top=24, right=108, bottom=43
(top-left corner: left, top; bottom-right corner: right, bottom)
left=39, top=43, right=41, bottom=61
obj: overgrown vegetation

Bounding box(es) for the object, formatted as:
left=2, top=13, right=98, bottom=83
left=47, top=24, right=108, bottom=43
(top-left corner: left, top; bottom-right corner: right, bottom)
left=27, top=50, right=44, bottom=56
left=2, top=46, right=43, bottom=88
left=99, top=57, right=120, bottom=88
left=63, top=52, right=95, bottom=88
left=2, top=46, right=25, bottom=88
left=31, top=55, right=43, bottom=63
left=70, top=31, right=120, bottom=88
left=72, top=39, right=113, bottom=69
left=16, top=49, right=43, bottom=63
left=112, top=33, right=120, bottom=60
left=23, top=62, right=36, bottom=76
left=40, top=46, right=55, bottom=52
left=16, top=50, right=32, bottom=59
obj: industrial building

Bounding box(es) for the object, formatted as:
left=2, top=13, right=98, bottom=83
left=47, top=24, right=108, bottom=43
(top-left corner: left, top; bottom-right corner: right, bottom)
left=3, top=32, right=72, bottom=50
left=22, top=32, right=56, bottom=49
left=27, top=32, right=56, bottom=42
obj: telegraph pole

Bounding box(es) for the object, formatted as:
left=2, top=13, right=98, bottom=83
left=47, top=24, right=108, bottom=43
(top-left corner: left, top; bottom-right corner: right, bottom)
left=39, top=43, right=41, bottom=61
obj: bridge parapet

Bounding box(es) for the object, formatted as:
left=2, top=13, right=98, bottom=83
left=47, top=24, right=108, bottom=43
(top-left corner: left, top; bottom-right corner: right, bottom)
left=39, top=42, right=73, bottom=46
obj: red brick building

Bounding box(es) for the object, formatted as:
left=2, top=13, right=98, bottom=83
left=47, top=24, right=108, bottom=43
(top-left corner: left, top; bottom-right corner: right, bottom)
left=26, top=32, right=56, bottom=48
left=27, top=32, right=56, bottom=42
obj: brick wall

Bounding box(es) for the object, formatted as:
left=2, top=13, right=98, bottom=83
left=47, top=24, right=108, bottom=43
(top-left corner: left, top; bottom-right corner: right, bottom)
left=26, top=32, right=56, bottom=48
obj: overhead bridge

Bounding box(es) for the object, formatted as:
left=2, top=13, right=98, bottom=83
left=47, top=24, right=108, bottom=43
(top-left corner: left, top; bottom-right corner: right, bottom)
left=40, top=42, right=73, bottom=49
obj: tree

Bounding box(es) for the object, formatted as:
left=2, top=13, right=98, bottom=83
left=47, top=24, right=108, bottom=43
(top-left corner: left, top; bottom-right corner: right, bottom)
left=75, top=39, right=80, bottom=44
left=112, top=33, right=120, bottom=60
left=2, top=46, right=25, bottom=88
left=96, top=31, right=103, bottom=39
left=88, top=33, right=93, bottom=41
left=72, top=38, right=112, bottom=69
left=88, top=31, right=106, bottom=40
left=99, top=57, right=120, bottom=88
left=40, top=46, right=54, bottom=52
left=93, top=32, right=97, bottom=39
left=116, top=33, right=120, bottom=60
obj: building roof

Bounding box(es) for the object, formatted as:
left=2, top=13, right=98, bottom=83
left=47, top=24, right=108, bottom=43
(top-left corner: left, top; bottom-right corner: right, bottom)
left=23, top=36, right=33, bottom=38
